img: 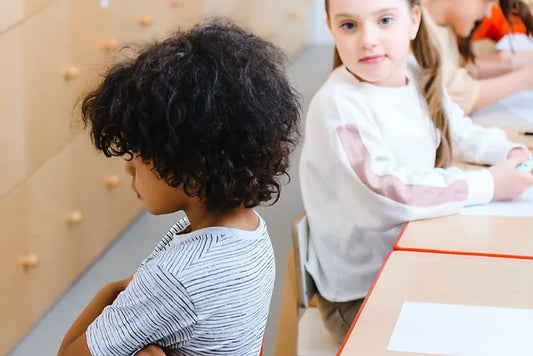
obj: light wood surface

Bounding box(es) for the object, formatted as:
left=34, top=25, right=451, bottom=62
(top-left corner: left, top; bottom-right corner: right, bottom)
left=339, top=251, right=533, bottom=355
left=23, top=0, right=75, bottom=171
left=395, top=214, right=533, bottom=258
left=274, top=249, right=299, bottom=356
left=0, top=25, right=26, bottom=199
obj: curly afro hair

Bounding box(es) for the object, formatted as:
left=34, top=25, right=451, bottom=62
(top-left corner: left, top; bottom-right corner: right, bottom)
left=81, top=19, right=301, bottom=213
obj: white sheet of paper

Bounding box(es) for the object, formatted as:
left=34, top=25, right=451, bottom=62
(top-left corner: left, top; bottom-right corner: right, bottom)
left=460, top=187, right=533, bottom=217
left=388, top=301, right=533, bottom=356
left=497, top=90, right=533, bottom=122
left=495, top=34, right=533, bottom=51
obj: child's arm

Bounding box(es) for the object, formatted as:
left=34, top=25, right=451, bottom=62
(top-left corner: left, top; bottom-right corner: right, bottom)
left=300, top=93, right=494, bottom=232
left=473, top=63, right=533, bottom=111
left=445, top=90, right=528, bottom=165
left=58, top=276, right=132, bottom=356
left=61, top=265, right=197, bottom=356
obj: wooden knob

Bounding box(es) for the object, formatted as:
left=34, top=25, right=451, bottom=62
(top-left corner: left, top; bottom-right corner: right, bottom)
left=63, top=66, right=79, bottom=81
left=170, top=0, right=184, bottom=6
left=138, top=16, right=153, bottom=27
left=101, top=39, right=119, bottom=51
left=66, top=211, right=83, bottom=225
left=20, top=253, right=39, bottom=270
left=105, top=175, right=121, bottom=189
left=264, top=29, right=280, bottom=39
left=288, top=12, right=299, bottom=21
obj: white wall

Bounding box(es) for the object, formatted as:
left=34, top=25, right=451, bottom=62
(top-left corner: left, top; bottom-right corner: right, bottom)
left=308, top=0, right=333, bottom=45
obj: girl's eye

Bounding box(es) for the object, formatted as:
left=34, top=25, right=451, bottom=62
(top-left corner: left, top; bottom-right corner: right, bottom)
left=341, top=22, right=356, bottom=30
left=379, top=16, right=393, bottom=25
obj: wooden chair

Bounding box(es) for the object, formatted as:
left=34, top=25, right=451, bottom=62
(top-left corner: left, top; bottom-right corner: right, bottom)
left=274, top=211, right=339, bottom=356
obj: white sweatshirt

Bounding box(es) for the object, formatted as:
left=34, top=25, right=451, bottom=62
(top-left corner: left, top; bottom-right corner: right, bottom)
left=299, top=61, right=523, bottom=302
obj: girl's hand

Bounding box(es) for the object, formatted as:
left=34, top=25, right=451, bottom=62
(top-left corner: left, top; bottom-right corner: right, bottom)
left=489, top=155, right=533, bottom=201
left=135, top=345, right=166, bottom=356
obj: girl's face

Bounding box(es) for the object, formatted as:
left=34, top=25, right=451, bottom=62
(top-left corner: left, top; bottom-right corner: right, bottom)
left=327, top=0, right=421, bottom=87
left=445, top=0, right=494, bottom=37
left=124, top=155, right=188, bottom=215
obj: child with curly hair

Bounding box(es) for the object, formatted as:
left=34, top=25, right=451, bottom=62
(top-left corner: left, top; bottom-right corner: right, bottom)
left=58, top=20, right=300, bottom=356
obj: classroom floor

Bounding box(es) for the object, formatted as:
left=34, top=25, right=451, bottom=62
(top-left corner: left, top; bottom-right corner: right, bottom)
left=9, top=44, right=334, bottom=356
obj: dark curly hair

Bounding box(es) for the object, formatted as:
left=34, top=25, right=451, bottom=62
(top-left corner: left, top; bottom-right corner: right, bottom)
left=81, top=19, right=301, bottom=213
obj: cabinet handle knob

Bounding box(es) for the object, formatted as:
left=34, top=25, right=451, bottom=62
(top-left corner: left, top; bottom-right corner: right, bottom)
left=105, top=175, right=121, bottom=189
left=288, top=12, right=299, bottom=21
left=64, top=66, right=80, bottom=81
left=139, top=16, right=153, bottom=26
left=20, top=253, right=39, bottom=270
left=66, top=211, right=83, bottom=225
left=170, top=0, right=184, bottom=6
left=101, top=39, right=119, bottom=51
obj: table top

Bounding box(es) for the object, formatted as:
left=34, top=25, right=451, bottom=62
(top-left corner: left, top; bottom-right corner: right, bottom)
left=338, top=251, right=533, bottom=355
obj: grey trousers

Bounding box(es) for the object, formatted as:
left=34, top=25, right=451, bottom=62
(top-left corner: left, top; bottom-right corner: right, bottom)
left=316, top=293, right=365, bottom=345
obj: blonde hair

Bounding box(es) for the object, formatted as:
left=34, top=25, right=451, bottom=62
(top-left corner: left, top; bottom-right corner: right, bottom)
left=325, top=0, right=452, bottom=167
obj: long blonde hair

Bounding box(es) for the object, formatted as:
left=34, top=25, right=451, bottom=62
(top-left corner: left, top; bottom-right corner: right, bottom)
left=325, top=0, right=452, bottom=167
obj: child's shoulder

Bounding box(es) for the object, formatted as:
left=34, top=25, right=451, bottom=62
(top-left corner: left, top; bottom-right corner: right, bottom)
left=147, top=215, right=272, bottom=275
left=311, top=66, right=367, bottom=107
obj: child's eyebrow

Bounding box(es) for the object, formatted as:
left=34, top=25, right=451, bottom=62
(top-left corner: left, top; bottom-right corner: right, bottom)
left=333, top=8, right=399, bottom=20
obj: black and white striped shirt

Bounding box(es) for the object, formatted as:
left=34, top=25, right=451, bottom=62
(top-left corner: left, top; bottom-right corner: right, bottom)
left=86, top=213, right=275, bottom=355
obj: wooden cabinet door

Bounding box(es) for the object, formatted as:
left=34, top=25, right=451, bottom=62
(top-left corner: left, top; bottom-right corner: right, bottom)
left=108, top=0, right=202, bottom=46
left=24, top=146, right=82, bottom=318
left=0, top=187, right=33, bottom=356
left=0, top=26, right=28, bottom=198
left=22, top=0, right=76, bottom=172
left=70, top=133, right=143, bottom=270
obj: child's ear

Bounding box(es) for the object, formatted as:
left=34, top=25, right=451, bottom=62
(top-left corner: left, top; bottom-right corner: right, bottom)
left=410, top=5, right=422, bottom=40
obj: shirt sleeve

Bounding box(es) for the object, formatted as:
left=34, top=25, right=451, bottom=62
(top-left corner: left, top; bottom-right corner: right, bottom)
left=300, top=90, right=494, bottom=232
left=441, top=60, right=481, bottom=115
left=444, top=90, right=527, bottom=164
left=86, top=265, right=197, bottom=356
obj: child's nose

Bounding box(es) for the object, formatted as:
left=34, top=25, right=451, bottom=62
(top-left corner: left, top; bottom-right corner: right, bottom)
left=360, top=25, right=379, bottom=49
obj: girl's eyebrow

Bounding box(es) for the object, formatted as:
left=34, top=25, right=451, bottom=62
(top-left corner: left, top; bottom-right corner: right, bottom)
left=333, top=8, right=399, bottom=20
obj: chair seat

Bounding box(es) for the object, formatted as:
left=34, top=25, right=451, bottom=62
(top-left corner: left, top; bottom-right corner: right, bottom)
left=298, top=308, right=339, bottom=356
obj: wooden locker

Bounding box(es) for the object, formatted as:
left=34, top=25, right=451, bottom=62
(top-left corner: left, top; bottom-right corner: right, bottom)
left=0, top=26, right=28, bottom=199
left=68, top=0, right=113, bottom=135
left=22, top=0, right=77, bottom=172
left=24, top=145, right=82, bottom=318
left=0, top=188, right=33, bottom=356
left=70, top=133, right=143, bottom=270
left=277, top=0, right=310, bottom=58
left=0, top=0, right=24, bottom=34
left=108, top=0, right=203, bottom=47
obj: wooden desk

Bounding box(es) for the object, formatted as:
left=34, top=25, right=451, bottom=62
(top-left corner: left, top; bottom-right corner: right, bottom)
left=338, top=251, right=533, bottom=355
left=394, top=214, right=533, bottom=259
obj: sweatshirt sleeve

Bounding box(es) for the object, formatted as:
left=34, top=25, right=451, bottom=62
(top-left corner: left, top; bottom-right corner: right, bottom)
left=444, top=90, right=527, bottom=165
left=300, top=89, right=494, bottom=231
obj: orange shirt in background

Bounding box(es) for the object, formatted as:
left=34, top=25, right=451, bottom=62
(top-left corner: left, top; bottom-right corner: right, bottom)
left=472, top=4, right=527, bottom=42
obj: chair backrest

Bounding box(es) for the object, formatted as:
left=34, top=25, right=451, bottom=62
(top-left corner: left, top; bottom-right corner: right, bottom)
left=292, top=210, right=317, bottom=309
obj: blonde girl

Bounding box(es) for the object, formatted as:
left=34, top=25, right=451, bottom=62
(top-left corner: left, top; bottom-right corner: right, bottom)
left=299, top=0, right=533, bottom=344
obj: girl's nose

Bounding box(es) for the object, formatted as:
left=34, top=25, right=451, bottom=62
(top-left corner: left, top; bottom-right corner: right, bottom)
left=360, top=25, right=379, bottom=49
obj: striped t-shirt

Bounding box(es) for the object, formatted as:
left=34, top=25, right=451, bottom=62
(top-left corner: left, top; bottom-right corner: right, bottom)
left=86, top=212, right=275, bottom=355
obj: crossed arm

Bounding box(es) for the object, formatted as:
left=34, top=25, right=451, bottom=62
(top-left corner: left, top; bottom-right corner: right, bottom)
left=57, top=276, right=165, bottom=356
